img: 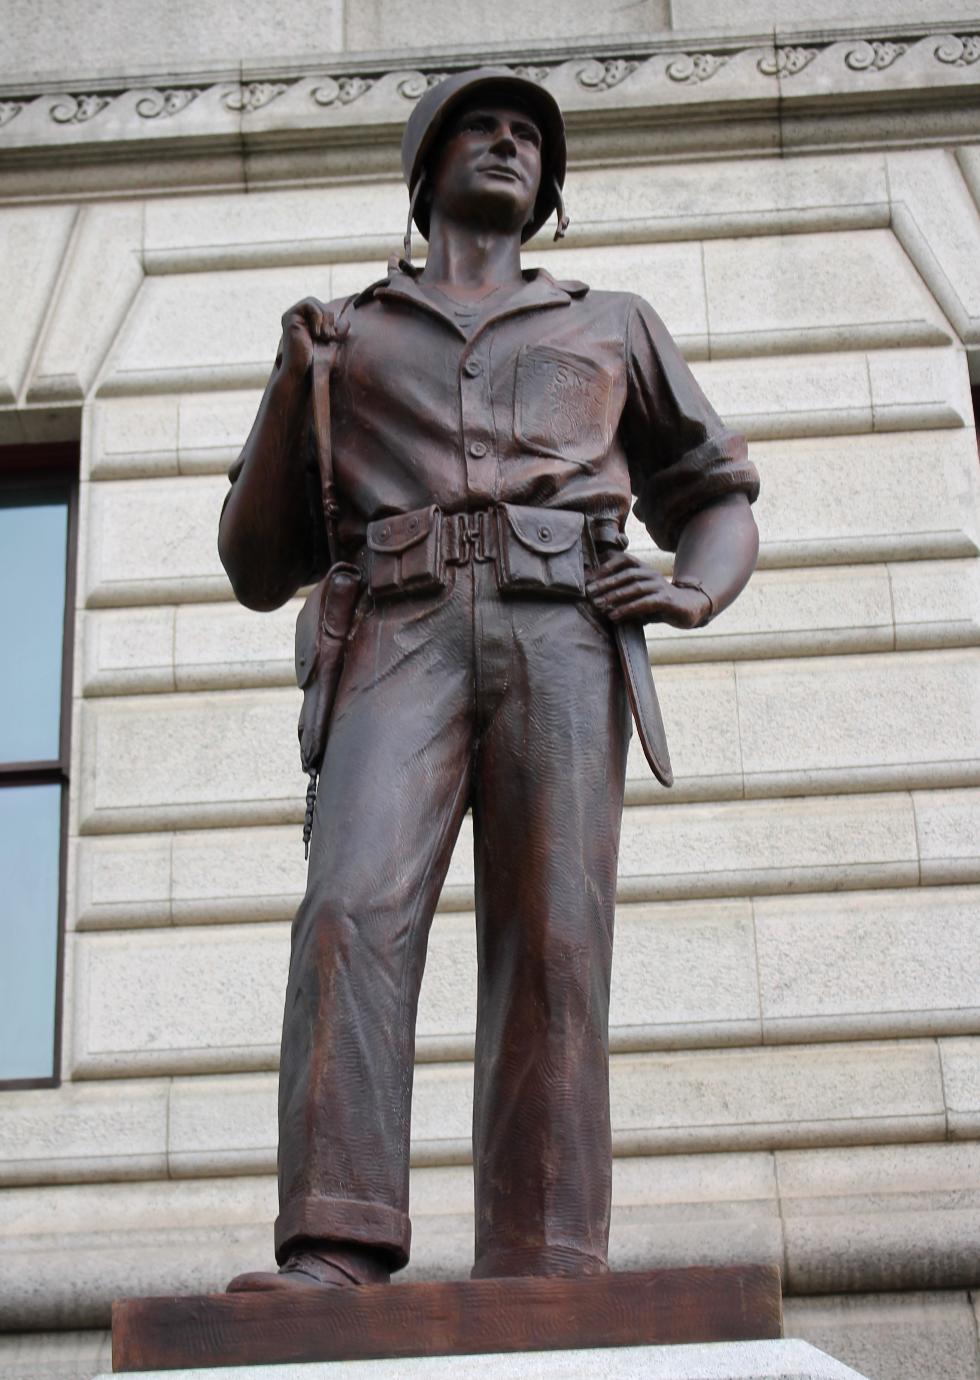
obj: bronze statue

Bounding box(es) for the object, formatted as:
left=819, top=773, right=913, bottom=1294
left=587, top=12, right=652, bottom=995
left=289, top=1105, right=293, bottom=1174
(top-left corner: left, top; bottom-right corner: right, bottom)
left=217, top=67, right=760, bottom=1294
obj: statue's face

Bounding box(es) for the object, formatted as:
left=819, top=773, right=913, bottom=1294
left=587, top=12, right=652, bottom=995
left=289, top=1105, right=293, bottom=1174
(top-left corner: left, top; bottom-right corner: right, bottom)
left=427, top=98, right=543, bottom=235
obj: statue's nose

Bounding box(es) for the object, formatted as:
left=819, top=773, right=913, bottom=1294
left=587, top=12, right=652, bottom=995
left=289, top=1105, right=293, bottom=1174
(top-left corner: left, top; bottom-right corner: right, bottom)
left=489, top=129, right=518, bottom=157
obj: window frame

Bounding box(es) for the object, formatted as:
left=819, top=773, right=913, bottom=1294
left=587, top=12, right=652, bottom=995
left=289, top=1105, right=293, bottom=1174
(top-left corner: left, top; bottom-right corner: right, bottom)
left=0, top=440, right=79, bottom=1090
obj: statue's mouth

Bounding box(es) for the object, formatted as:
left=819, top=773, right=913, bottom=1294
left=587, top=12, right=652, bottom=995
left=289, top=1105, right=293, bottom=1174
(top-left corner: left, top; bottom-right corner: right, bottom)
left=480, top=163, right=522, bottom=181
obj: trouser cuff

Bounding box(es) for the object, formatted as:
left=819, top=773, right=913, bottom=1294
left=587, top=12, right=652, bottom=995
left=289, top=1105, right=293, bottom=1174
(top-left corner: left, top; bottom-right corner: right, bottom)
left=471, top=1244, right=609, bottom=1279
left=275, top=1196, right=411, bottom=1270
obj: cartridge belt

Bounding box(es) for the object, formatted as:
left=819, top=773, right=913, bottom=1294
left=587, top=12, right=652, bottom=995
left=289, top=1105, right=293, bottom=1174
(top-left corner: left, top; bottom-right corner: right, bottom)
left=361, top=502, right=673, bottom=789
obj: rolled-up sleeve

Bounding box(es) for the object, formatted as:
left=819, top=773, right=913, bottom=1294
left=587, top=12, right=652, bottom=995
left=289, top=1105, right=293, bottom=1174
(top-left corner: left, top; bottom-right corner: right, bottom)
left=620, top=296, right=759, bottom=552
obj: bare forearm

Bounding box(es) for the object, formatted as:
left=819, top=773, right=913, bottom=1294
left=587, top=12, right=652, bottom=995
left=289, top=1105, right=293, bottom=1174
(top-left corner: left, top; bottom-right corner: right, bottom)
left=587, top=491, right=759, bottom=630
left=218, top=365, right=316, bottom=611
left=672, top=492, right=759, bottom=622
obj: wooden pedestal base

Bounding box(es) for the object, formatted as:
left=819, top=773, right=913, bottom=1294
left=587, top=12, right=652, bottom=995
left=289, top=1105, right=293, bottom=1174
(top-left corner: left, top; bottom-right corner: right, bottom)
left=111, top=1265, right=782, bottom=1373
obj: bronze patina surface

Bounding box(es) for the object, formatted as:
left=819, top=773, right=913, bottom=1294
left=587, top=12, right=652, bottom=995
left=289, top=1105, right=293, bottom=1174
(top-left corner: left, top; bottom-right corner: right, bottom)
left=216, top=66, right=760, bottom=1292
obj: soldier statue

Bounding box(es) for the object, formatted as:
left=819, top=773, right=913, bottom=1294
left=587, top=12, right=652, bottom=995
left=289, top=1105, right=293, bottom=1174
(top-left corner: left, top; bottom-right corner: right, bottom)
left=218, top=68, right=760, bottom=1293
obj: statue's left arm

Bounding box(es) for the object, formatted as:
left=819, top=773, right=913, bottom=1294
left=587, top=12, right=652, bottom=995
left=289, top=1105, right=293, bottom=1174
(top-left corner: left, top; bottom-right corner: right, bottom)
left=587, top=296, right=760, bottom=630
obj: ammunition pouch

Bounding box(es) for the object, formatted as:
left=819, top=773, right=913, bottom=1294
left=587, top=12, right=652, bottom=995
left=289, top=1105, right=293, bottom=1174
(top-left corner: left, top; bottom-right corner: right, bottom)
left=366, top=505, right=445, bottom=598
left=495, top=503, right=586, bottom=597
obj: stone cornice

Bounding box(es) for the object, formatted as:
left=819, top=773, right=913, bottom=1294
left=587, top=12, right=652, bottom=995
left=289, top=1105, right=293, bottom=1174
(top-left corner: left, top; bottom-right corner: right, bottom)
left=0, top=29, right=978, bottom=200
left=1, top=19, right=976, bottom=94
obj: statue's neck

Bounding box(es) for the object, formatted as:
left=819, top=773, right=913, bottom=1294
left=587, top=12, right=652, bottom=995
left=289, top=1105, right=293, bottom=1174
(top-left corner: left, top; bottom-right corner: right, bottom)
left=419, top=213, right=523, bottom=301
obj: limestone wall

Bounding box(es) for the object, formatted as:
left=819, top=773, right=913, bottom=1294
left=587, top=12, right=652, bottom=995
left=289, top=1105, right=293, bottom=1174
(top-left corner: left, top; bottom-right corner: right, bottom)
left=2, top=6, right=980, bottom=1379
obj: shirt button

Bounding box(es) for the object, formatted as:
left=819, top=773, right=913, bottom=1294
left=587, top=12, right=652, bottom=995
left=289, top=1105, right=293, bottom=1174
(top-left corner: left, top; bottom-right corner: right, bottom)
left=463, top=359, right=482, bottom=378
left=469, top=441, right=488, bottom=458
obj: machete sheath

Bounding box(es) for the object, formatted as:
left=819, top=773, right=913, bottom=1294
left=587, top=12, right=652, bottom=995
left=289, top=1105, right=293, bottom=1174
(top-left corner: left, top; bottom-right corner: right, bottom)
left=613, top=618, right=673, bottom=788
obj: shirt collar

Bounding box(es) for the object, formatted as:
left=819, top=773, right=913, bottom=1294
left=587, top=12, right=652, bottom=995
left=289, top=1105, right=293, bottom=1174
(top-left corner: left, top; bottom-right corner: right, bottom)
left=356, top=259, right=589, bottom=338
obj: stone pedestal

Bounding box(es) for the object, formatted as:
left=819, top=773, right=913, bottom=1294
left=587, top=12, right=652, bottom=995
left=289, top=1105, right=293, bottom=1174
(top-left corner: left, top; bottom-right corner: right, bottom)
left=110, top=1267, right=782, bottom=1372
left=99, top=1338, right=870, bottom=1378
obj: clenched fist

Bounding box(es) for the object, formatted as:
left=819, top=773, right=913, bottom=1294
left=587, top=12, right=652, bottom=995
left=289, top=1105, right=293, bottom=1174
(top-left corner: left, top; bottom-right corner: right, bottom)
left=279, top=297, right=350, bottom=380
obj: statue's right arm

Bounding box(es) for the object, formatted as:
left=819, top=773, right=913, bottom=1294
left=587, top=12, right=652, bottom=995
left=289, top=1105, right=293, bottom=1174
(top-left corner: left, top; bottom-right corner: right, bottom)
left=217, top=297, right=334, bottom=611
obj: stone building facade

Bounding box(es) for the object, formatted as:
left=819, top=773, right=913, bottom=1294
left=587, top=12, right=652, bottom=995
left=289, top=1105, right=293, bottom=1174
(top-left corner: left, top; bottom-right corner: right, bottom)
left=1, top=3, right=980, bottom=1377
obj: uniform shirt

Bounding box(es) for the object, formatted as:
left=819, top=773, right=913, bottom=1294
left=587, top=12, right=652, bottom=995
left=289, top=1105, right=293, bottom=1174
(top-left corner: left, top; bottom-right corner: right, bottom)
left=228, top=261, right=759, bottom=581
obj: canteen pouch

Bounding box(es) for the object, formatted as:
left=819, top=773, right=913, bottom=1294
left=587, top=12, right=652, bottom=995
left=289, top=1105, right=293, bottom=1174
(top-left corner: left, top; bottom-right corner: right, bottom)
left=495, top=503, right=586, bottom=596
left=366, top=505, right=444, bottom=598
left=295, top=561, right=362, bottom=776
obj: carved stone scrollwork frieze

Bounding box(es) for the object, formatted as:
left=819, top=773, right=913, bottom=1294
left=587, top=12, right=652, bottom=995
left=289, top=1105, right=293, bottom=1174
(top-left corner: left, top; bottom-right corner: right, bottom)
left=576, top=58, right=638, bottom=91
left=0, top=100, right=24, bottom=128
left=935, top=34, right=980, bottom=66
left=135, top=89, right=202, bottom=119
left=666, top=52, right=728, bottom=84
left=396, top=72, right=453, bottom=101
left=395, top=73, right=427, bottom=101
left=758, top=47, right=818, bottom=77
left=2, top=31, right=978, bottom=154
left=312, top=76, right=375, bottom=107
left=224, top=82, right=288, bottom=114
left=50, top=93, right=112, bottom=123
left=845, top=39, right=909, bottom=71
left=513, top=65, right=551, bottom=83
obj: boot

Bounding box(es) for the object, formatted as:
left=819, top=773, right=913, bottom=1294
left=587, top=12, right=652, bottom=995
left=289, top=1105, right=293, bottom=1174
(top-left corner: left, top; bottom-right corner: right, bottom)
left=227, top=1241, right=391, bottom=1293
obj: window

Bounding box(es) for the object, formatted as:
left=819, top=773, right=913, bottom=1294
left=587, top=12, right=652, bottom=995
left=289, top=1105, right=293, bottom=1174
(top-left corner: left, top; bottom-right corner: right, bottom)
left=0, top=443, right=77, bottom=1087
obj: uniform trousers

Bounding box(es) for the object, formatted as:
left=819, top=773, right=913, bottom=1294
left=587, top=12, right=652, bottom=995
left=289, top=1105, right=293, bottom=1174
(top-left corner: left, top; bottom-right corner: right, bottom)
left=275, top=554, right=630, bottom=1279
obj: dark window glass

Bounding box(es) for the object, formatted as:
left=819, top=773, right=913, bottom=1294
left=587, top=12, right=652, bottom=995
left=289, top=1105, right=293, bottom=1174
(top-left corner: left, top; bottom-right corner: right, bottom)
left=0, top=490, right=69, bottom=763
left=0, top=782, right=62, bottom=1079
left=0, top=449, right=76, bottom=1087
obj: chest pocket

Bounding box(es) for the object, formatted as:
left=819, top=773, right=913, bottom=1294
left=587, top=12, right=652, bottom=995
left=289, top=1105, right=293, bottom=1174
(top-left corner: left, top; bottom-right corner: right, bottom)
left=513, top=344, right=614, bottom=469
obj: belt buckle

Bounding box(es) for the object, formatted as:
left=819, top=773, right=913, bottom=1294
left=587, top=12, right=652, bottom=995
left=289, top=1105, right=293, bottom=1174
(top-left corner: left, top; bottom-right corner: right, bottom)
left=455, top=510, right=492, bottom=564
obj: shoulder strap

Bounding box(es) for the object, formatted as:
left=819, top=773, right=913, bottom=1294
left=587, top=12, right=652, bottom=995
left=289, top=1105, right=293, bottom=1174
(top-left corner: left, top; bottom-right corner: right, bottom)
left=310, top=299, right=353, bottom=565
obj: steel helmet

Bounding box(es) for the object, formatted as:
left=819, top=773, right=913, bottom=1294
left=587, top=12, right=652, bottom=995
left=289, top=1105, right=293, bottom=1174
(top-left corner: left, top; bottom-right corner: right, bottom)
left=400, top=67, right=568, bottom=245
